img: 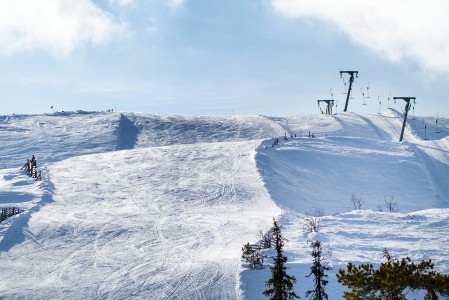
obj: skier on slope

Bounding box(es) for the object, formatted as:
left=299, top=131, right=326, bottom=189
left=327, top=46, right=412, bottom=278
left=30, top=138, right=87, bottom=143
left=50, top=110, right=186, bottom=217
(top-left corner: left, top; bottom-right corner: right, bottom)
left=31, top=155, right=37, bottom=168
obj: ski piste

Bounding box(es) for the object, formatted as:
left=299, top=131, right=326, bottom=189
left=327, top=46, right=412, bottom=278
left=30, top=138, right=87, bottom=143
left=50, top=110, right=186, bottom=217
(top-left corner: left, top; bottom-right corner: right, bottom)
left=0, top=110, right=448, bottom=299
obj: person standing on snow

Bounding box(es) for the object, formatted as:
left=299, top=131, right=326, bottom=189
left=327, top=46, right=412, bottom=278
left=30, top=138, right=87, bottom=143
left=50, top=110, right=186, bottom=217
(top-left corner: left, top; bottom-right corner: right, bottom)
left=31, top=155, right=37, bottom=168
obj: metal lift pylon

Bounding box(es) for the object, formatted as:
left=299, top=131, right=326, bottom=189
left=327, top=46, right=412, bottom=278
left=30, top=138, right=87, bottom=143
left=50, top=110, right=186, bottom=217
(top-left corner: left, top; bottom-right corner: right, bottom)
left=340, top=71, right=358, bottom=112
left=393, top=97, right=416, bottom=142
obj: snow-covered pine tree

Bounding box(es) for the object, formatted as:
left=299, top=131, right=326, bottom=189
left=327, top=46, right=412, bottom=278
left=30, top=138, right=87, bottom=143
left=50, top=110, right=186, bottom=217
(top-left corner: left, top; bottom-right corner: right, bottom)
left=306, top=240, right=331, bottom=300
left=242, top=242, right=257, bottom=269
left=263, top=218, right=300, bottom=300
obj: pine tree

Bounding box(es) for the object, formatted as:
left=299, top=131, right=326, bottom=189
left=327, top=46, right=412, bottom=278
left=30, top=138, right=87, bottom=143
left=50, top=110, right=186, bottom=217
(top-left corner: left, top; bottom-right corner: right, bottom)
left=306, top=240, right=331, bottom=300
left=242, top=242, right=259, bottom=269
left=337, top=248, right=449, bottom=299
left=263, top=218, right=300, bottom=300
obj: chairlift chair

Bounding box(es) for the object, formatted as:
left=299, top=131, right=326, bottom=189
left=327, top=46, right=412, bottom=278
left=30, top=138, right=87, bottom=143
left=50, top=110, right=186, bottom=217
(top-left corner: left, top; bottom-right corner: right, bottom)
left=361, top=88, right=367, bottom=105
left=378, top=96, right=381, bottom=114
left=342, top=78, right=347, bottom=95
left=366, top=82, right=371, bottom=99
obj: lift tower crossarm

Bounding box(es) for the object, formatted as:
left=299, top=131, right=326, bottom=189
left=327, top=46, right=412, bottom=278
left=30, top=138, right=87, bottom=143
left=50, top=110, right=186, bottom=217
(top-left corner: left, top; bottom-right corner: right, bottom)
left=340, top=71, right=358, bottom=112
left=393, top=97, right=416, bottom=142
left=317, top=100, right=334, bottom=115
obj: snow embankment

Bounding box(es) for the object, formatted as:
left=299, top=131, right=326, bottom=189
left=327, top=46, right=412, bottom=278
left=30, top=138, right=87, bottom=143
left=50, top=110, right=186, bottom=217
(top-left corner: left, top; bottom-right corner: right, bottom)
left=257, top=112, right=449, bottom=214
left=0, top=141, right=280, bottom=299
left=245, top=111, right=449, bottom=298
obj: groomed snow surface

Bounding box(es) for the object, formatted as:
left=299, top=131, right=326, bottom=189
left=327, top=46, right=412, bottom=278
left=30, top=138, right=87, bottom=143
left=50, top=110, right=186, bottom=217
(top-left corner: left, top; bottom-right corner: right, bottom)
left=0, top=110, right=448, bottom=299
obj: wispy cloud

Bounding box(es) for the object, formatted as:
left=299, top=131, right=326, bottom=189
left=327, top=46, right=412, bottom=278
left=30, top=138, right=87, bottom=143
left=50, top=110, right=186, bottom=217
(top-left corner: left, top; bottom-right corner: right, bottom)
left=169, top=0, right=184, bottom=8
left=109, top=0, right=134, bottom=7
left=272, top=0, right=449, bottom=77
left=0, top=0, right=122, bottom=56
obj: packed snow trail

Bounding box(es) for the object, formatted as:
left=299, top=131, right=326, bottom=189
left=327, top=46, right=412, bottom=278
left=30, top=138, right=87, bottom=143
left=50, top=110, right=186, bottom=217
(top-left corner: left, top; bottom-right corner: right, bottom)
left=0, top=141, right=280, bottom=299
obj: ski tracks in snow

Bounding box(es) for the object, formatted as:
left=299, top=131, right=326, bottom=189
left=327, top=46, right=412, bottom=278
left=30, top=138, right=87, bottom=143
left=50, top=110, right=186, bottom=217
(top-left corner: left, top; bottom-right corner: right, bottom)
left=0, top=141, right=279, bottom=299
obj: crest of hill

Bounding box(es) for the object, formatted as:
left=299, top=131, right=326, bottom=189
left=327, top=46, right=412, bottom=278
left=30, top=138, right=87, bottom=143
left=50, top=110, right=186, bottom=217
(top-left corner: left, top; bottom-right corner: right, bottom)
left=0, top=112, right=286, bottom=168
left=0, top=110, right=447, bottom=170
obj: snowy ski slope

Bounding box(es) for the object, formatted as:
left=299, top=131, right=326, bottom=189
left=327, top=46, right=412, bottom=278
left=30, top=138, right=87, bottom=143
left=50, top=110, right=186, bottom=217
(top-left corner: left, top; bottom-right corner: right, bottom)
left=0, top=110, right=448, bottom=299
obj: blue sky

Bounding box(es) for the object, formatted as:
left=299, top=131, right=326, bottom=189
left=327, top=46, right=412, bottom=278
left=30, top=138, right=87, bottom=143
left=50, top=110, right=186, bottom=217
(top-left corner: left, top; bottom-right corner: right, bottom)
left=1, top=0, right=448, bottom=117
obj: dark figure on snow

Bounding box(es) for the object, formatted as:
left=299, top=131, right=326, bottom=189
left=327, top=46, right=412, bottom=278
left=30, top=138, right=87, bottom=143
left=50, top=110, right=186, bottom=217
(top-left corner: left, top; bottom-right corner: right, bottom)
left=21, top=159, right=30, bottom=172
left=31, top=155, right=37, bottom=168
left=31, top=166, right=37, bottom=178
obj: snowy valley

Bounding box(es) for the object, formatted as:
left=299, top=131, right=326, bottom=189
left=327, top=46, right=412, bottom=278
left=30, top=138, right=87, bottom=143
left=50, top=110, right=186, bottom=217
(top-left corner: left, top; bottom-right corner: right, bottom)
left=0, top=110, right=448, bottom=299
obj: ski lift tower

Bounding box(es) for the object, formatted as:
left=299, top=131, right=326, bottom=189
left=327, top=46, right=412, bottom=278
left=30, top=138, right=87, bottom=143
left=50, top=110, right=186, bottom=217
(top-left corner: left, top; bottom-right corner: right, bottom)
left=393, top=97, right=416, bottom=142
left=317, top=100, right=335, bottom=115
left=340, top=71, right=358, bottom=112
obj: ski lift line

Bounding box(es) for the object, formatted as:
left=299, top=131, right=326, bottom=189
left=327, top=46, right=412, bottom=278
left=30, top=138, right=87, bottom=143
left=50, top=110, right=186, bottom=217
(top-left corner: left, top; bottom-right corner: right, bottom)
left=387, top=91, right=392, bottom=108
left=378, top=96, right=381, bottom=114
left=366, top=81, right=371, bottom=99
left=435, top=113, right=441, bottom=133
left=340, top=71, right=358, bottom=112
left=360, top=88, right=366, bottom=105
left=422, top=119, right=428, bottom=140
left=342, top=78, right=347, bottom=95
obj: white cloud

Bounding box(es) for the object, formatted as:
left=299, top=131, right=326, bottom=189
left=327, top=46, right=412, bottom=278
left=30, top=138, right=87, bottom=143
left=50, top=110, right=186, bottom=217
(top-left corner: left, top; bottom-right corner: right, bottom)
left=169, top=0, right=184, bottom=8
left=272, top=0, right=449, bottom=76
left=0, top=0, right=122, bottom=56
left=109, top=0, right=134, bottom=7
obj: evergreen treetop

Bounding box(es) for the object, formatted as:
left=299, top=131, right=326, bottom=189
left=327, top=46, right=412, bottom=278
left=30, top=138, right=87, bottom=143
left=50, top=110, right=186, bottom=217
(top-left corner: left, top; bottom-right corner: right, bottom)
left=263, top=218, right=300, bottom=300
left=337, top=248, right=449, bottom=300
left=306, top=240, right=331, bottom=300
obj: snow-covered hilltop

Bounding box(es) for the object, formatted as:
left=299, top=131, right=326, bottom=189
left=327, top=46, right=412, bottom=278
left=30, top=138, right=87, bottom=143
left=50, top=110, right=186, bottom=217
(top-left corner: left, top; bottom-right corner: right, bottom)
left=0, top=110, right=448, bottom=299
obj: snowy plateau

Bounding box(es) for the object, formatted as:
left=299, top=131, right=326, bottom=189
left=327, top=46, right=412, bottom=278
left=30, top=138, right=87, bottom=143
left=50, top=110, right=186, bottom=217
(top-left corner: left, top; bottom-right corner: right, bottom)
left=0, top=110, right=448, bottom=299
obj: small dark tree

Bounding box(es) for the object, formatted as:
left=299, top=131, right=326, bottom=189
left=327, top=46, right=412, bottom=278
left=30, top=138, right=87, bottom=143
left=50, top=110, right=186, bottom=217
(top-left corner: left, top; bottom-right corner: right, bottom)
left=260, top=228, right=274, bottom=249
left=303, top=209, right=324, bottom=233
left=351, top=194, right=364, bottom=210
left=306, top=240, right=331, bottom=300
left=384, top=196, right=397, bottom=213
left=263, top=218, right=300, bottom=299
left=242, top=242, right=256, bottom=269
left=242, top=242, right=264, bottom=270
left=0, top=207, right=24, bottom=223
left=337, top=248, right=449, bottom=299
